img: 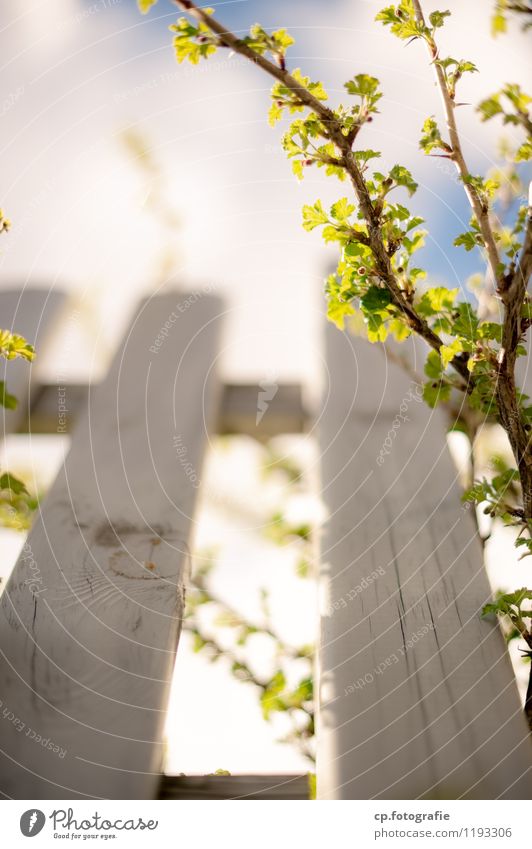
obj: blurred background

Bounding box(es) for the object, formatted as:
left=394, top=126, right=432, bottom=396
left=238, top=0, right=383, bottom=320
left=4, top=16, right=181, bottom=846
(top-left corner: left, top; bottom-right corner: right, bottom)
left=0, top=0, right=530, bottom=775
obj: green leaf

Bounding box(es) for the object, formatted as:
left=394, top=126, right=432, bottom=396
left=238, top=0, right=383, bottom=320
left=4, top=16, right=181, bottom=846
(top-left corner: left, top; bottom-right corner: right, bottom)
left=327, top=299, right=355, bottom=329
left=503, top=83, right=531, bottom=113
left=366, top=313, right=388, bottom=342
left=389, top=164, right=418, bottom=196
left=287, top=676, right=313, bottom=706
left=291, top=159, right=304, bottom=180
left=417, top=286, right=458, bottom=316
left=429, top=10, right=451, bottom=29
left=452, top=302, right=479, bottom=341
left=454, top=231, right=481, bottom=251
left=344, top=240, right=371, bottom=259
left=345, top=74, right=380, bottom=97
left=389, top=318, right=411, bottom=341
left=456, top=60, right=477, bottom=74
left=0, top=381, right=17, bottom=410
left=271, top=28, right=295, bottom=51
left=192, top=632, right=206, bottom=652
left=478, top=322, right=502, bottom=342
left=344, top=74, right=382, bottom=111
left=402, top=229, right=426, bottom=255
left=424, top=350, right=444, bottom=379
left=440, top=339, right=463, bottom=368
left=138, top=0, right=157, bottom=12
left=0, top=209, right=10, bottom=235
left=170, top=16, right=218, bottom=65
left=361, top=286, right=393, bottom=312
left=0, top=330, right=35, bottom=362
left=260, top=670, right=287, bottom=719
left=330, top=198, right=355, bottom=222
left=376, top=2, right=426, bottom=41
left=291, top=69, right=328, bottom=102
left=423, top=380, right=451, bottom=408
left=477, top=84, right=531, bottom=128
left=477, top=95, right=503, bottom=122
left=491, top=11, right=507, bottom=36
left=354, top=149, right=381, bottom=164
left=0, top=473, right=28, bottom=495
left=420, top=116, right=448, bottom=154
left=268, top=100, right=284, bottom=127
left=482, top=589, right=532, bottom=621
left=516, top=140, right=532, bottom=162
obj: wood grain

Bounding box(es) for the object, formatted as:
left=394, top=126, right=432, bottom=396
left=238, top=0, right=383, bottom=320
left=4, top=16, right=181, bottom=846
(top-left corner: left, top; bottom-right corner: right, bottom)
left=317, top=326, right=532, bottom=799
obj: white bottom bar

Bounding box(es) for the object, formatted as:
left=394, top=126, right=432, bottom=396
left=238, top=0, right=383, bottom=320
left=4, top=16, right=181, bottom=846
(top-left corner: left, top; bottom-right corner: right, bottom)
left=2, top=798, right=529, bottom=847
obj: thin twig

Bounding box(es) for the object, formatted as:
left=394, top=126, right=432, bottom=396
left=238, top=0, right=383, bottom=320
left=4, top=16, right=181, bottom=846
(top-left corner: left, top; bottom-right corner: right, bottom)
left=412, top=0, right=532, bottom=519
left=379, top=340, right=424, bottom=386
left=173, top=0, right=473, bottom=389
left=497, top=210, right=532, bottom=518
left=188, top=573, right=311, bottom=662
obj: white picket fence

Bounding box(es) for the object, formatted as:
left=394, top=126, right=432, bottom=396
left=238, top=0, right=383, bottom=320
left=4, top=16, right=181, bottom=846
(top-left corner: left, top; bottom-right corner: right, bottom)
left=0, top=287, right=530, bottom=799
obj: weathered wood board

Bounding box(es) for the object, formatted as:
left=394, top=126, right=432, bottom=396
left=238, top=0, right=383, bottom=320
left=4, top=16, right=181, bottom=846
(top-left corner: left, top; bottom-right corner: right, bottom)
left=0, top=293, right=224, bottom=799
left=318, top=325, right=532, bottom=799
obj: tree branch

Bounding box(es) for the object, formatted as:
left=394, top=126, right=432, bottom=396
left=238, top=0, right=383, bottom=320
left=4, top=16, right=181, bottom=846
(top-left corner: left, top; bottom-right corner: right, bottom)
left=181, top=619, right=315, bottom=761
left=497, top=208, right=532, bottom=518
left=412, top=0, right=502, bottom=289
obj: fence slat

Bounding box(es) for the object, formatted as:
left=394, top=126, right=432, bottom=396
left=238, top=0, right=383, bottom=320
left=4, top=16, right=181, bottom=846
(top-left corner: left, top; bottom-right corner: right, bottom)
left=0, top=288, right=65, bottom=435
left=0, top=292, right=224, bottom=799
left=318, top=325, right=532, bottom=799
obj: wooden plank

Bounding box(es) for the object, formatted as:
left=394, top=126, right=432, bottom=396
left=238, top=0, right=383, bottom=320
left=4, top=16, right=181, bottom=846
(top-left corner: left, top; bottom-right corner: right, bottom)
left=26, top=382, right=308, bottom=438
left=159, top=774, right=309, bottom=800
left=318, top=325, right=532, bottom=799
left=0, top=288, right=65, bottom=435
left=0, top=293, right=224, bottom=799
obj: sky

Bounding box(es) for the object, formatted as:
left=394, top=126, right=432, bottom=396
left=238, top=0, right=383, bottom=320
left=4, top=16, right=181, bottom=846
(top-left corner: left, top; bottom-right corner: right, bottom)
left=0, top=0, right=531, bottom=775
